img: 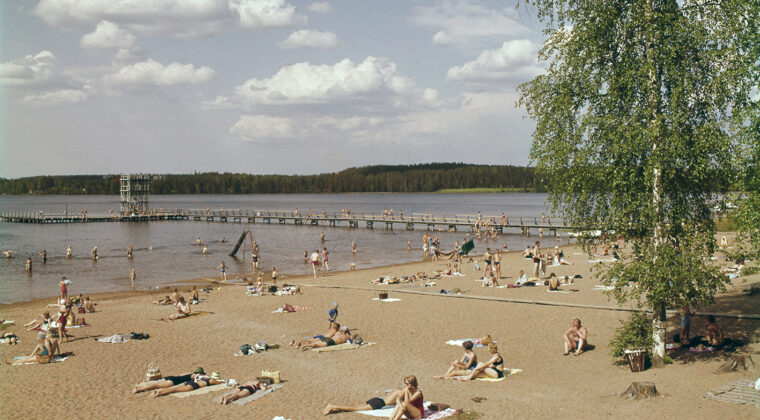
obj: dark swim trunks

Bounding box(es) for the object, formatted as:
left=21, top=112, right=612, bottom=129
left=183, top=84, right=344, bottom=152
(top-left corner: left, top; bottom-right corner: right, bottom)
left=166, top=374, right=193, bottom=385
left=320, top=337, right=336, bottom=346
left=366, top=397, right=385, bottom=410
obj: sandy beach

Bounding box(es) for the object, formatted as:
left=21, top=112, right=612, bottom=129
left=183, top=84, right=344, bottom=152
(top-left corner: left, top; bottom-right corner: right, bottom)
left=1, top=244, right=758, bottom=419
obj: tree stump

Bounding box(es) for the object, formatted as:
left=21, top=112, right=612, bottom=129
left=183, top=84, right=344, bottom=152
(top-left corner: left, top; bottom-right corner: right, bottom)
left=620, top=382, right=658, bottom=400
left=717, top=355, right=755, bottom=373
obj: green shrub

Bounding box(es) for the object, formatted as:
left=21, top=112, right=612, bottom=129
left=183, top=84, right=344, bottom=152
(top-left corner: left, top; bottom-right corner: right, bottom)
left=609, top=312, right=654, bottom=358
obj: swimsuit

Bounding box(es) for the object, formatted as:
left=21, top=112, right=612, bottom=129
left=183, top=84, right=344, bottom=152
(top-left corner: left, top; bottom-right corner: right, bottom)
left=464, top=356, right=476, bottom=370
left=239, top=384, right=258, bottom=394
left=166, top=374, right=193, bottom=385
left=320, top=337, right=335, bottom=346
left=493, top=356, right=504, bottom=378
left=39, top=345, right=49, bottom=356
left=410, top=392, right=424, bottom=414
left=366, top=397, right=386, bottom=410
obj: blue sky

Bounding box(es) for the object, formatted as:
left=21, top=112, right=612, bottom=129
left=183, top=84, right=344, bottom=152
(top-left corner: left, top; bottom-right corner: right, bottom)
left=0, top=0, right=546, bottom=178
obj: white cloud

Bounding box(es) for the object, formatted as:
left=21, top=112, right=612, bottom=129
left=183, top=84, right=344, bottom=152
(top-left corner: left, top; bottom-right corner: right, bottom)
left=306, top=2, right=333, bottom=14
left=0, top=51, right=57, bottom=86
left=22, top=89, right=88, bottom=106
left=278, top=30, right=341, bottom=49
left=432, top=30, right=453, bottom=46
left=230, top=115, right=295, bottom=140
left=226, top=56, right=436, bottom=109
left=34, top=0, right=304, bottom=38
left=446, top=40, right=543, bottom=82
left=80, top=21, right=135, bottom=49
left=413, top=0, right=529, bottom=47
left=104, top=59, right=215, bottom=88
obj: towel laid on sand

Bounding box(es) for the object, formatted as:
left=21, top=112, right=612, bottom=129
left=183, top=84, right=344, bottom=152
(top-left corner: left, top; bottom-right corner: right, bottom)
left=588, top=258, right=617, bottom=263
left=474, top=369, right=523, bottom=381
left=97, top=334, right=132, bottom=343
left=11, top=352, right=72, bottom=365
left=312, top=342, right=376, bottom=353
left=703, top=379, right=760, bottom=408
left=225, top=384, right=284, bottom=406
left=546, top=289, right=579, bottom=294
left=171, top=384, right=230, bottom=398
left=158, top=311, right=214, bottom=322
left=445, top=338, right=495, bottom=348
left=2, top=320, right=15, bottom=325
left=357, top=402, right=461, bottom=419
left=372, top=297, right=401, bottom=302
left=592, top=285, right=615, bottom=291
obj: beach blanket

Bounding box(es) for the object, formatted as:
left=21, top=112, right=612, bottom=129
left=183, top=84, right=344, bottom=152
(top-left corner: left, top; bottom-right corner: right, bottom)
left=157, top=311, right=214, bottom=321
left=475, top=369, right=523, bottom=381
left=588, top=258, right=617, bottom=263
left=2, top=320, right=15, bottom=325
left=171, top=384, right=230, bottom=398
left=546, top=289, right=579, bottom=294
left=1, top=337, right=20, bottom=344
left=446, top=338, right=495, bottom=348
left=272, top=306, right=309, bottom=313
left=592, top=285, right=615, bottom=291
left=227, top=384, right=285, bottom=406
left=372, top=297, right=401, bottom=302
left=97, top=334, right=132, bottom=343
left=689, top=346, right=716, bottom=353
left=703, top=379, right=760, bottom=408
left=357, top=402, right=461, bottom=419
left=312, top=342, right=376, bottom=353
left=11, top=352, right=72, bottom=365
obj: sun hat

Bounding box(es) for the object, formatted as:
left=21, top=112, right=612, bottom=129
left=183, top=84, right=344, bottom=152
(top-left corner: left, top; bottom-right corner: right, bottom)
left=210, top=371, right=222, bottom=380
left=226, top=378, right=238, bottom=387
left=194, top=367, right=205, bottom=374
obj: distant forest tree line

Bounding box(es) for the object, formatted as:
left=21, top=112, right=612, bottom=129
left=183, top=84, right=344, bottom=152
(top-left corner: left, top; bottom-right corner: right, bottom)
left=0, top=163, right=543, bottom=195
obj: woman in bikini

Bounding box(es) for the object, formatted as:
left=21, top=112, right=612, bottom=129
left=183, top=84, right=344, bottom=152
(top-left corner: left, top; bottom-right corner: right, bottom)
left=322, top=384, right=408, bottom=415
left=151, top=371, right=224, bottom=397
left=133, top=368, right=205, bottom=393
left=433, top=340, right=477, bottom=379
left=217, top=378, right=269, bottom=405
left=389, top=375, right=424, bottom=420
left=457, top=342, right=505, bottom=380
left=9, top=332, right=52, bottom=364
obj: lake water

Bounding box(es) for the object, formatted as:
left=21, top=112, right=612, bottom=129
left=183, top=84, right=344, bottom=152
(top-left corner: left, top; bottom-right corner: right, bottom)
left=0, top=193, right=563, bottom=304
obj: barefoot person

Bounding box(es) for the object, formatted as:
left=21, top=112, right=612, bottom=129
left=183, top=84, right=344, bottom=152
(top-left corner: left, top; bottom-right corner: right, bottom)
left=216, top=261, right=227, bottom=282
left=300, top=325, right=352, bottom=351
left=133, top=368, right=205, bottom=393
left=322, top=382, right=409, bottom=415
left=289, top=323, right=339, bottom=350
left=704, top=315, right=724, bottom=346
left=388, top=376, right=424, bottom=420
left=563, top=318, right=589, bottom=355
left=217, top=378, right=268, bottom=405
left=311, top=250, right=320, bottom=279
left=457, top=343, right=505, bottom=380
left=168, top=297, right=191, bottom=320
left=129, top=268, right=137, bottom=288
left=433, top=340, right=477, bottom=379
left=151, top=371, right=224, bottom=397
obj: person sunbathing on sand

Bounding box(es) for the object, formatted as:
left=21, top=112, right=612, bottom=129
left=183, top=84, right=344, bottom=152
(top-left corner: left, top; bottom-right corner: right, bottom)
left=290, top=323, right=340, bottom=349
left=167, top=297, right=191, bottom=320
left=548, top=273, right=561, bottom=291
left=433, top=340, right=477, bottom=379
left=216, top=378, right=268, bottom=405
left=151, top=371, right=224, bottom=397
left=133, top=368, right=205, bottom=393
left=456, top=343, right=504, bottom=381
left=301, top=325, right=352, bottom=351
left=322, top=379, right=411, bottom=415
left=153, top=296, right=173, bottom=305
left=388, top=376, right=424, bottom=420
left=9, top=332, right=57, bottom=364
left=24, top=311, right=52, bottom=331
left=563, top=318, right=589, bottom=355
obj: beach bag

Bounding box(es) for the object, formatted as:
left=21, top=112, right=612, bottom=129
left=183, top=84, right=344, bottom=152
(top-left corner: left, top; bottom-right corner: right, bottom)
left=378, top=292, right=389, bottom=300
left=239, top=344, right=252, bottom=354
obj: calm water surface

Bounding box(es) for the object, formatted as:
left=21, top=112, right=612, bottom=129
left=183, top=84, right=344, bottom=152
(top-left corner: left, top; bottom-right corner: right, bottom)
left=0, top=194, right=563, bottom=304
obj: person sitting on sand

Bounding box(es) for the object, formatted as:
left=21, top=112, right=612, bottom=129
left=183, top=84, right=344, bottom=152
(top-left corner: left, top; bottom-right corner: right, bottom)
left=192, top=286, right=199, bottom=304
left=433, top=340, right=478, bottom=379
left=704, top=315, right=724, bottom=347
left=300, top=325, right=352, bottom=351
left=388, top=376, right=424, bottom=420
left=216, top=378, right=268, bottom=405
left=514, top=270, right=531, bottom=287
left=83, top=295, right=95, bottom=312
left=24, top=311, right=52, bottom=331
left=154, top=295, right=173, bottom=305
left=290, top=323, right=340, bottom=349
left=482, top=271, right=498, bottom=287
left=170, top=288, right=181, bottom=304
left=151, top=370, right=224, bottom=397
left=322, top=378, right=414, bottom=415
left=456, top=343, right=504, bottom=381
left=9, top=332, right=57, bottom=364
left=133, top=368, right=205, bottom=393
left=563, top=318, right=589, bottom=355
left=548, top=273, right=561, bottom=291
left=168, top=297, right=191, bottom=320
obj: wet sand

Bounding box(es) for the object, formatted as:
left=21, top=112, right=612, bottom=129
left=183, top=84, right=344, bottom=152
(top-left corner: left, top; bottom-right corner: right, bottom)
left=1, top=245, right=758, bottom=419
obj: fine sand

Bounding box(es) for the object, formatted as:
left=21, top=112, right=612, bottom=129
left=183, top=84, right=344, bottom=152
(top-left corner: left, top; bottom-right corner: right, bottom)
left=1, top=244, right=758, bottom=419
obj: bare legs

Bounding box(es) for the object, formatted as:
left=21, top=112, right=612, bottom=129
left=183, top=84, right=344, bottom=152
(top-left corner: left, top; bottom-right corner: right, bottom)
left=133, top=379, right=174, bottom=394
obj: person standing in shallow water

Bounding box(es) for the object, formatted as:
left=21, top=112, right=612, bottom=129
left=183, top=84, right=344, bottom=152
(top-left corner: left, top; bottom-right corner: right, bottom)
left=311, top=250, right=320, bottom=279
left=130, top=268, right=137, bottom=288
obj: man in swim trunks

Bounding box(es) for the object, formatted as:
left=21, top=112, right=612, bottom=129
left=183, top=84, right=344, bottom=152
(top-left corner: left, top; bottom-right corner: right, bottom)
left=311, top=250, right=320, bottom=278
left=133, top=367, right=205, bottom=393
left=563, top=318, right=589, bottom=355
left=301, top=325, right=351, bottom=350
left=322, top=386, right=407, bottom=415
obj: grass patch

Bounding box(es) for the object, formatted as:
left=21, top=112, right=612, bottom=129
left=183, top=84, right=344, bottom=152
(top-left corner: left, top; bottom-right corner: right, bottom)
left=715, top=216, right=740, bottom=232
left=435, top=187, right=536, bottom=193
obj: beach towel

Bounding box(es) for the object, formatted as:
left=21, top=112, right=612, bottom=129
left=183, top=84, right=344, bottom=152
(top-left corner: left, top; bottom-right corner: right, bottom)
left=11, top=352, right=72, bottom=365
left=272, top=306, right=309, bottom=313
left=460, top=239, right=474, bottom=255
left=357, top=402, right=461, bottom=419
left=474, top=369, right=523, bottom=381
left=0, top=337, right=20, bottom=344
left=2, top=320, right=14, bottom=325
left=171, top=383, right=230, bottom=398
left=546, top=290, right=576, bottom=294
left=157, top=311, right=214, bottom=321
left=97, top=334, right=132, bottom=343
left=311, top=342, right=376, bottom=353
left=372, top=297, right=401, bottom=302
left=588, top=258, right=617, bottom=263
left=703, top=379, right=760, bottom=408
left=592, top=285, right=615, bottom=291
left=227, top=384, right=285, bottom=406
left=446, top=338, right=495, bottom=348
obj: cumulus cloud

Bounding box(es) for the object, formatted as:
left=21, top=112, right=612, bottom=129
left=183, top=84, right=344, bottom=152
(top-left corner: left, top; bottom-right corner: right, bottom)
left=225, top=56, right=436, bottom=109
left=22, top=89, right=88, bottom=106
left=278, top=30, right=341, bottom=49
left=432, top=30, right=453, bottom=46
left=0, top=51, right=57, bottom=86
left=306, top=2, right=333, bottom=14
left=104, top=59, right=214, bottom=88
left=446, top=40, right=543, bottom=82
left=80, top=21, right=135, bottom=49
left=230, top=115, right=296, bottom=140
left=413, top=0, right=528, bottom=47
left=34, top=0, right=304, bottom=38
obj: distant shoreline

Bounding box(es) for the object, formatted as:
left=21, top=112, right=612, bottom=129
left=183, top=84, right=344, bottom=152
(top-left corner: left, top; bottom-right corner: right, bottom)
left=1, top=189, right=541, bottom=197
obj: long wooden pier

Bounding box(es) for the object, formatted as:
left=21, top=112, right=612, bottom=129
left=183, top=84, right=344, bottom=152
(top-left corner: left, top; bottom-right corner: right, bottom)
left=0, top=209, right=568, bottom=233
